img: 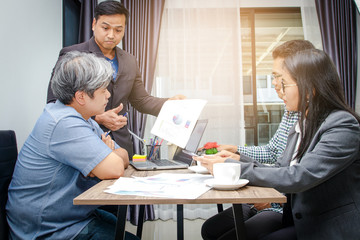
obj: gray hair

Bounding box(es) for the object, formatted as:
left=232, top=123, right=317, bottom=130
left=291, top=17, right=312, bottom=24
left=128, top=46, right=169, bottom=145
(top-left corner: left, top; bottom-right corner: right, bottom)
left=51, top=51, right=113, bottom=104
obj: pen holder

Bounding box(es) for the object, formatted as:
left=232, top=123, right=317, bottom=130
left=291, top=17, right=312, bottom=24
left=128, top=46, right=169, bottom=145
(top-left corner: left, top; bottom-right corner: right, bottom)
left=147, top=144, right=161, bottom=160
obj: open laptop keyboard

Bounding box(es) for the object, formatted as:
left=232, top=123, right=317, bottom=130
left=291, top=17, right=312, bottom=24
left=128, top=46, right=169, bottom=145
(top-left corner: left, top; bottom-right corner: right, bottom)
left=150, top=159, right=180, bottom=166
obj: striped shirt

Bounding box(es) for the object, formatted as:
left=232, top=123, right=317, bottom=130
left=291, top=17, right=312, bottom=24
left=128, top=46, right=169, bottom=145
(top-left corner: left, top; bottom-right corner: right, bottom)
left=238, top=109, right=300, bottom=165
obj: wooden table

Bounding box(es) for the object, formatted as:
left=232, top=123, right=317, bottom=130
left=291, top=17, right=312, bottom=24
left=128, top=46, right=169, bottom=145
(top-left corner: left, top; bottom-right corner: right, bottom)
left=74, top=166, right=286, bottom=240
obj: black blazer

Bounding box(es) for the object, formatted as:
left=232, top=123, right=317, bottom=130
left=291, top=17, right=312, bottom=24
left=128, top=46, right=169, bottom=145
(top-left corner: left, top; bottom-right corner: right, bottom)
left=230, top=110, right=360, bottom=239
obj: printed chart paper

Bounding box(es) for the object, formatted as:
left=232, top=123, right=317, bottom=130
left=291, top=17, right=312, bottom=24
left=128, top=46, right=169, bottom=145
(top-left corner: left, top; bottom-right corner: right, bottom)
left=105, top=173, right=212, bottom=199
left=150, top=99, right=207, bottom=148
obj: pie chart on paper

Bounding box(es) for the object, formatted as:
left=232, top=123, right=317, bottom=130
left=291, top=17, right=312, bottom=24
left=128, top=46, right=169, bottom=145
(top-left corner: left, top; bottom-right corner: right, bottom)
left=172, top=114, right=183, bottom=125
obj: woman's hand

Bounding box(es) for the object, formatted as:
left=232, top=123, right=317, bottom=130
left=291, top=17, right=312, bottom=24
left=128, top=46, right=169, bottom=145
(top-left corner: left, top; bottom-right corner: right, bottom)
left=215, top=150, right=240, bottom=161
left=193, top=155, right=227, bottom=174
left=217, top=144, right=237, bottom=153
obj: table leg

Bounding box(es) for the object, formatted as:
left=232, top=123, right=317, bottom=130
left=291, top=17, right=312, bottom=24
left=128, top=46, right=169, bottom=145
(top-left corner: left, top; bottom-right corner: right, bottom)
left=217, top=204, right=224, bottom=212
left=115, top=205, right=128, bottom=240
left=177, top=204, right=184, bottom=240
left=136, top=205, right=145, bottom=238
left=232, top=204, right=247, bottom=240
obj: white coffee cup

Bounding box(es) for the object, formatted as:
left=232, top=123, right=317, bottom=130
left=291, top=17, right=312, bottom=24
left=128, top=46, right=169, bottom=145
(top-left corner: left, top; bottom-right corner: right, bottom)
left=213, top=163, right=241, bottom=184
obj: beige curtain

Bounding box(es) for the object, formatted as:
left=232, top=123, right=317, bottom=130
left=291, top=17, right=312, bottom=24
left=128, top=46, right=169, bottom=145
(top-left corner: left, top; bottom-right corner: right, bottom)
left=122, top=0, right=166, bottom=155
left=146, top=0, right=244, bottom=220
left=300, top=0, right=323, bottom=49
left=122, top=0, right=166, bottom=224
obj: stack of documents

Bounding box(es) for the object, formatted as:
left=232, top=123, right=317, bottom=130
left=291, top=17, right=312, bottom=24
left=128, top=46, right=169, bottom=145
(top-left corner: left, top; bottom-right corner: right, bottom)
left=105, top=173, right=212, bottom=199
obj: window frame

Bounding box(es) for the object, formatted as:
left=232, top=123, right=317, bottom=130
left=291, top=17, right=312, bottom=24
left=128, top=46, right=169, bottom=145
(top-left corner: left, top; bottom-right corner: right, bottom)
left=240, top=7, right=302, bottom=146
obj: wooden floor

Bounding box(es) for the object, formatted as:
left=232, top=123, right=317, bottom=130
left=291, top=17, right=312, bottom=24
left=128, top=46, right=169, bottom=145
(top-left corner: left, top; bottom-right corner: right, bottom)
left=125, top=218, right=206, bottom=240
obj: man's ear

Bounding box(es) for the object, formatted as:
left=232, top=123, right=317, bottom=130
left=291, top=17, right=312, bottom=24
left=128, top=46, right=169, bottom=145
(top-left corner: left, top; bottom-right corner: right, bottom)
left=74, top=91, right=86, bottom=106
left=92, top=18, right=96, bottom=31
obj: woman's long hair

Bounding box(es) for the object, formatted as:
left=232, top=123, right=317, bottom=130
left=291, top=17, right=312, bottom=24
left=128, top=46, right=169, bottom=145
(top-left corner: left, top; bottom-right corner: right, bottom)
left=283, top=49, right=360, bottom=160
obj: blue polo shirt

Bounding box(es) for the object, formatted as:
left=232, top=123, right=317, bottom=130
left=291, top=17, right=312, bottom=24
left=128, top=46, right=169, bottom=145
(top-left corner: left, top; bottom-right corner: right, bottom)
left=106, top=55, right=118, bottom=81
left=6, top=101, right=119, bottom=240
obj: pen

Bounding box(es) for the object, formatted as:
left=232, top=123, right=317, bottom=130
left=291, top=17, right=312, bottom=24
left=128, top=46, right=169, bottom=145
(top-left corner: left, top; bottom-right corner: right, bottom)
left=105, top=130, right=111, bottom=137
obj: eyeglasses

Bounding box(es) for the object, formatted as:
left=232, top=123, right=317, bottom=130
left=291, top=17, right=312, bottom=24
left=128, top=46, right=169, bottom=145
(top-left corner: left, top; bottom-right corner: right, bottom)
left=271, top=74, right=282, bottom=81
left=281, top=82, right=297, bottom=94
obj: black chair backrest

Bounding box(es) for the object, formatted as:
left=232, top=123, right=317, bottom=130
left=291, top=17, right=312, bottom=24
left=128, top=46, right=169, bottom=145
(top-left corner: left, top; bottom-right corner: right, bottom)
left=0, top=130, right=18, bottom=240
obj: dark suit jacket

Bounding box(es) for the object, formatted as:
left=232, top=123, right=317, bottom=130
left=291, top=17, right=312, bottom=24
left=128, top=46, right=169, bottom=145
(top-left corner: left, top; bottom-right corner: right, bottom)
left=47, top=37, right=167, bottom=157
left=228, top=110, right=360, bottom=239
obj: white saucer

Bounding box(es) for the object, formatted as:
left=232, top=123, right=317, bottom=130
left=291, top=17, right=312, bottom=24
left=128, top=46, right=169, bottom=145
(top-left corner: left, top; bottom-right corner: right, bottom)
left=188, top=165, right=210, bottom=174
left=204, top=179, right=249, bottom=190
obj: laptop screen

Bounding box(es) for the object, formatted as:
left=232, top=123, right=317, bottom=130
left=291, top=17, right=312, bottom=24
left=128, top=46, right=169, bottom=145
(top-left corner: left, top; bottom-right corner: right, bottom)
left=183, top=119, right=208, bottom=152
left=173, top=119, right=208, bottom=164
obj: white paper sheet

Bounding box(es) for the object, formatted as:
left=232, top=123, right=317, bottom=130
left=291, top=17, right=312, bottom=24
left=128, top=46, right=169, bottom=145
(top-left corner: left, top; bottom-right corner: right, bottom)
left=150, top=99, right=207, bottom=148
left=105, top=173, right=213, bottom=199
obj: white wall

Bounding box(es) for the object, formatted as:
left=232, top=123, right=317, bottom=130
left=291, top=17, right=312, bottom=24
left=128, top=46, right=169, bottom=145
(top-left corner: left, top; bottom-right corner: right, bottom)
left=0, top=1, right=62, bottom=148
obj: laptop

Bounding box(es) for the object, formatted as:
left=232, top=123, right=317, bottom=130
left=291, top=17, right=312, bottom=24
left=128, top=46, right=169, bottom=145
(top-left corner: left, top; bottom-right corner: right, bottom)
left=130, top=119, right=208, bottom=170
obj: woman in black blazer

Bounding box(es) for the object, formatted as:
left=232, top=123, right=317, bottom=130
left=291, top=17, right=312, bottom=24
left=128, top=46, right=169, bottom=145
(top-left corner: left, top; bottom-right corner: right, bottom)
left=195, top=49, right=360, bottom=240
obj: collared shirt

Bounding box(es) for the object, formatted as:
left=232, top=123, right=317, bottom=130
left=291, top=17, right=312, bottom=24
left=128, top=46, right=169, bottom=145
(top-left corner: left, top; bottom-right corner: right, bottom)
left=106, top=54, right=119, bottom=81
left=238, top=109, right=300, bottom=165
left=6, top=101, right=119, bottom=240
left=290, top=122, right=301, bottom=166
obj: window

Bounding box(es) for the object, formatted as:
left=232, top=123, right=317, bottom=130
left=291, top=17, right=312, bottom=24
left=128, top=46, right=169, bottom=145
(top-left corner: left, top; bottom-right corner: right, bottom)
left=149, top=5, right=304, bottom=149
left=241, top=8, right=304, bottom=146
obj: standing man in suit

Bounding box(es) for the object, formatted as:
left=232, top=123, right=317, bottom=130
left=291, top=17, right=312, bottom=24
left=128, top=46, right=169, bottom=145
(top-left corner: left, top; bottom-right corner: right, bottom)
left=47, top=0, right=184, bottom=158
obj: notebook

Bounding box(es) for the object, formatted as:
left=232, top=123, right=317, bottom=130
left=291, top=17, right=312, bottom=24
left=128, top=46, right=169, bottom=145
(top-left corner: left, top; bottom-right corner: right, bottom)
left=130, top=119, right=208, bottom=170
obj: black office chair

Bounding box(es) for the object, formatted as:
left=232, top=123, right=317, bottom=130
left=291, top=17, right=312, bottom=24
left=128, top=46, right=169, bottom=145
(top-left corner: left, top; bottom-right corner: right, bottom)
left=0, top=130, right=18, bottom=240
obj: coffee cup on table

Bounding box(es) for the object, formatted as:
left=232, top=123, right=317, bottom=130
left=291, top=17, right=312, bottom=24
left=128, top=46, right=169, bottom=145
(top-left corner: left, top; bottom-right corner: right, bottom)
left=213, top=163, right=241, bottom=184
